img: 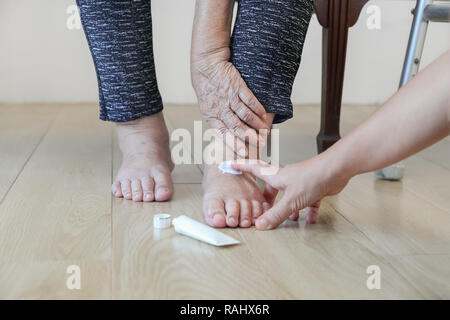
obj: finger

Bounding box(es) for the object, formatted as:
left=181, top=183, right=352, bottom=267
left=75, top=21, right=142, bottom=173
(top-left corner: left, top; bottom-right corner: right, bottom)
left=121, top=179, right=132, bottom=200
left=230, top=101, right=269, bottom=133
left=289, top=211, right=299, bottom=221
left=306, top=201, right=321, bottom=224
left=221, top=111, right=261, bottom=147
left=208, top=118, right=248, bottom=157
left=238, top=82, right=267, bottom=120
left=222, top=128, right=248, bottom=158
left=231, top=160, right=279, bottom=183
left=262, top=201, right=271, bottom=213
left=255, top=197, right=291, bottom=230
left=131, top=179, right=143, bottom=202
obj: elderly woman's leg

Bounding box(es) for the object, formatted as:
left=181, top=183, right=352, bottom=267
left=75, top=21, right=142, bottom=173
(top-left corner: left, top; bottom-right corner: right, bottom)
left=202, top=0, right=314, bottom=227
left=77, top=0, right=173, bottom=202
left=231, top=0, right=314, bottom=124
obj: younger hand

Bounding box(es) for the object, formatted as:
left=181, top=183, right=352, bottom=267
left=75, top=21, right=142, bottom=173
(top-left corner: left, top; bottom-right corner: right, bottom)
left=232, top=156, right=351, bottom=230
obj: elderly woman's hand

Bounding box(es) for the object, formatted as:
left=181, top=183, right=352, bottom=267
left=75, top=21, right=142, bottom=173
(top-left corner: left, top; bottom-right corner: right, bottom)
left=191, top=58, right=269, bottom=156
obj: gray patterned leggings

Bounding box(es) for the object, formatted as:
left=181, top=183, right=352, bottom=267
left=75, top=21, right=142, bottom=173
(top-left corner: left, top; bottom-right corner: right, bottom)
left=77, top=0, right=314, bottom=124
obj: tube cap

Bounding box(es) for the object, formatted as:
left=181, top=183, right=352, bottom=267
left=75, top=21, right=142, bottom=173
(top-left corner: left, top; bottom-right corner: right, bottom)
left=153, top=213, right=172, bottom=229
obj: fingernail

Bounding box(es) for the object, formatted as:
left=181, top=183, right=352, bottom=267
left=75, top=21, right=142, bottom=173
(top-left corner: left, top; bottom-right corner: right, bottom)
left=256, top=218, right=270, bottom=230
left=238, top=148, right=247, bottom=157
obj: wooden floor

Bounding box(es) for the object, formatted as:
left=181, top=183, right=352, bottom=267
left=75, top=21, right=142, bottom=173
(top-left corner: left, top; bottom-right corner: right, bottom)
left=0, top=103, right=449, bottom=299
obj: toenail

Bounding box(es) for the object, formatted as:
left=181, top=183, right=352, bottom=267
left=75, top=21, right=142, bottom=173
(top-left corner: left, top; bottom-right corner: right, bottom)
left=242, top=219, right=249, bottom=226
left=211, top=214, right=224, bottom=226
left=228, top=217, right=236, bottom=225
left=144, top=193, right=152, bottom=200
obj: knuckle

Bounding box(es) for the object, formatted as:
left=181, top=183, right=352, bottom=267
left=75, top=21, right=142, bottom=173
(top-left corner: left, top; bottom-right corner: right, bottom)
left=231, top=124, right=243, bottom=136
left=217, top=126, right=227, bottom=136
left=246, top=94, right=255, bottom=106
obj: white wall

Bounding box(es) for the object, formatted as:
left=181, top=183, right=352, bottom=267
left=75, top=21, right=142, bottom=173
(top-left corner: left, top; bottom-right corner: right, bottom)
left=0, top=0, right=449, bottom=105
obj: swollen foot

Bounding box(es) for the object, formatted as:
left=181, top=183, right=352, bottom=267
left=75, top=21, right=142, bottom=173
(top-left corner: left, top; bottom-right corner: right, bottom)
left=202, top=164, right=269, bottom=228
left=112, top=112, right=174, bottom=202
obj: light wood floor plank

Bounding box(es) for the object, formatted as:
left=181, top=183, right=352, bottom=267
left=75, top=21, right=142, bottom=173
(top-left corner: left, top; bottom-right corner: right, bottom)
left=0, top=260, right=111, bottom=299
left=0, top=104, right=58, bottom=202
left=330, top=174, right=450, bottom=255
left=236, top=200, right=422, bottom=299
left=387, top=254, right=450, bottom=299
left=0, top=105, right=112, bottom=262
left=162, top=108, right=203, bottom=183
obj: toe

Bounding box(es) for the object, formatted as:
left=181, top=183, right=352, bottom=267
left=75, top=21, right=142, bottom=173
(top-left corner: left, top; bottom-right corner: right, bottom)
left=131, top=179, right=143, bottom=202
left=112, top=181, right=123, bottom=198
left=251, top=200, right=263, bottom=224
left=262, top=202, right=271, bottom=213
left=239, top=200, right=251, bottom=228
left=141, top=176, right=155, bottom=202
left=121, top=179, right=132, bottom=200
left=204, top=198, right=226, bottom=227
left=153, top=168, right=173, bottom=201
left=225, top=199, right=240, bottom=227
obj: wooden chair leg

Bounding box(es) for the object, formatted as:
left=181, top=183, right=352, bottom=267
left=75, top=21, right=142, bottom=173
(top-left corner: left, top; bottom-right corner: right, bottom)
left=314, top=0, right=368, bottom=153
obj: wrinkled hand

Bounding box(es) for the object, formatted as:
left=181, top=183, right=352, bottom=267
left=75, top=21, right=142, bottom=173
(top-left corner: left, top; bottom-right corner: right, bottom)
left=232, top=156, right=351, bottom=230
left=192, top=60, right=270, bottom=157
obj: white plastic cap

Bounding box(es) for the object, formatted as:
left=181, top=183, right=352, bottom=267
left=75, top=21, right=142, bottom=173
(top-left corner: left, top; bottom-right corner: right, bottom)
left=218, top=161, right=242, bottom=175
left=153, top=213, right=172, bottom=229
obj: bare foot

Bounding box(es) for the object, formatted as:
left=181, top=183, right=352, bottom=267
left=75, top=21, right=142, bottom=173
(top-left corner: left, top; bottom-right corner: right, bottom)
left=202, top=163, right=270, bottom=228
left=112, top=112, right=174, bottom=202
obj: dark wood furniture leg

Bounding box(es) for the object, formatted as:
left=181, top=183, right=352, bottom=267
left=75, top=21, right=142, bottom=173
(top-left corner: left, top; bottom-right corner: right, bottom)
left=314, top=0, right=368, bottom=152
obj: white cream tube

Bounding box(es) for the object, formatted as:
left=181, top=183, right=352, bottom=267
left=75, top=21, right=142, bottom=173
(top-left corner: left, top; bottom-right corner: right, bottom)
left=172, top=215, right=240, bottom=246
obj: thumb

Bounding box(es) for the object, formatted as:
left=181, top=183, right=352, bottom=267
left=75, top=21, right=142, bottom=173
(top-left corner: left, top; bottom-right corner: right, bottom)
left=255, top=197, right=292, bottom=230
